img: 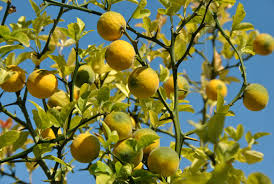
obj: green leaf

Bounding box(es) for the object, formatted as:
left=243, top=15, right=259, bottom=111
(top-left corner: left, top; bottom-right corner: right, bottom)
left=95, top=174, right=115, bottom=184
left=235, top=124, right=244, bottom=141
left=207, top=113, right=225, bottom=144
left=136, top=134, right=160, bottom=150
left=49, top=55, right=66, bottom=78
left=60, top=101, right=76, bottom=129
left=12, top=31, right=30, bottom=47
left=97, top=86, right=110, bottom=105
left=29, top=0, right=40, bottom=16
left=159, top=64, right=169, bottom=82
left=30, top=101, right=51, bottom=129
left=0, top=68, right=13, bottom=85
left=158, top=0, right=169, bottom=8
left=207, top=162, right=232, bottom=184
left=0, top=130, right=20, bottom=149
left=233, top=22, right=254, bottom=32
left=89, top=161, right=113, bottom=175
left=77, top=83, right=92, bottom=113
left=232, top=3, right=245, bottom=31
left=47, top=108, right=61, bottom=127
left=178, top=104, right=195, bottom=113
left=33, top=143, right=55, bottom=158
left=5, top=52, right=15, bottom=66
left=12, top=131, right=29, bottom=151
left=245, top=131, right=254, bottom=145
left=246, top=172, right=271, bottom=184
left=131, top=0, right=151, bottom=19
left=16, top=52, right=32, bottom=65
left=115, top=83, right=129, bottom=97
left=32, top=12, right=53, bottom=34
left=216, top=141, right=240, bottom=162
left=243, top=150, right=264, bottom=164
left=149, top=110, right=159, bottom=128
left=43, top=155, right=72, bottom=168
left=69, top=115, right=82, bottom=130
left=0, top=45, right=24, bottom=56
left=216, top=0, right=236, bottom=5
left=253, top=132, right=270, bottom=140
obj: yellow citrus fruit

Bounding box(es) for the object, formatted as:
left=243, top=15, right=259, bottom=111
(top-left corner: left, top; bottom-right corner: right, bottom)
left=1, top=65, right=26, bottom=92
left=133, top=128, right=160, bottom=156
left=97, top=11, right=126, bottom=41
left=41, top=128, right=62, bottom=140
left=147, top=147, right=179, bottom=177
left=70, top=133, right=100, bottom=163
left=75, top=65, right=95, bottom=88
left=113, top=138, right=143, bottom=167
left=205, top=79, right=227, bottom=101
left=104, top=111, right=133, bottom=141
left=163, top=75, right=189, bottom=99
left=243, top=83, right=269, bottom=111
left=27, top=69, right=58, bottom=99
left=253, top=33, right=274, bottom=56
left=105, top=40, right=135, bottom=71
left=128, top=67, right=159, bottom=98
left=48, top=90, right=70, bottom=108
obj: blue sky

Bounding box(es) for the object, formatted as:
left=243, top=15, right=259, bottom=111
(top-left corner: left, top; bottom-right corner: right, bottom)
left=0, top=0, right=274, bottom=183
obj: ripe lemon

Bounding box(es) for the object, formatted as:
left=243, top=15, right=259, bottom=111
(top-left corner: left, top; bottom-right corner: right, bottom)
left=105, top=40, right=135, bottom=71
left=163, top=75, right=189, bottom=99
left=70, top=133, right=100, bottom=163
left=205, top=79, right=227, bottom=101
left=75, top=64, right=95, bottom=88
left=1, top=65, right=26, bottom=92
left=48, top=90, right=70, bottom=108
left=243, top=83, right=269, bottom=111
left=41, top=128, right=62, bottom=140
left=104, top=111, right=133, bottom=141
left=253, top=33, right=274, bottom=56
left=97, top=11, right=126, bottom=41
left=128, top=67, right=159, bottom=98
left=113, top=138, right=143, bottom=167
left=133, top=128, right=160, bottom=156
left=147, top=147, right=179, bottom=177
left=27, top=69, right=58, bottom=99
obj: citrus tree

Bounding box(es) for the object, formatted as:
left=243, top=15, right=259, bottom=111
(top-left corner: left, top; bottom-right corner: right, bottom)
left=0, top=0, right=273, bottom=183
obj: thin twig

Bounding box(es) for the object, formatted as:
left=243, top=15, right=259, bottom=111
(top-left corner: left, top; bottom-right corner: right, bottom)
left=44, top=0, right=102, bottom=16
left=176, top=0, right=214, bottom=68
left=1, top=0, right=11, bottom=25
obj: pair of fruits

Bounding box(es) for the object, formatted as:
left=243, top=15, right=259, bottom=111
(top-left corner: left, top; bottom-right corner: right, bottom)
left=205, top=79, right=269, bottom=111
left=97, top=11, right=135, bottom=71
left=0, top=65, right=58, bottom=99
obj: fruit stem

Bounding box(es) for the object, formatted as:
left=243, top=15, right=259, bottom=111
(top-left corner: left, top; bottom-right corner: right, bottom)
left=213, top=12, right=247, bottom=86
left=122, top=28, right=147, bottom=67
left=213, top=13, right=248, bottom=107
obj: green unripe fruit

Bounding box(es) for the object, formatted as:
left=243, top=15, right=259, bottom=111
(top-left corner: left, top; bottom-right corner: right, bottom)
left=147, top=147, right=179, bottom=177
left=243, top=83, right=269, bottom=111
left=75, top=65, right=95, bottom=88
